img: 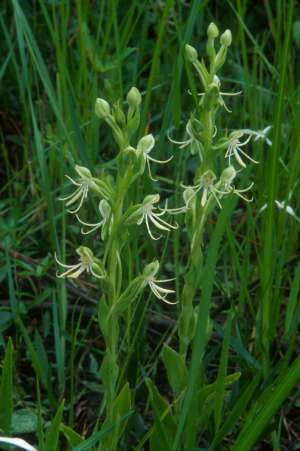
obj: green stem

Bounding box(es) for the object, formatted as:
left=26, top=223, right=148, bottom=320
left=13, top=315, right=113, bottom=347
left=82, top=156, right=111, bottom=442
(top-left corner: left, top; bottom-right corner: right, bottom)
left=179, top=107, right=214, bottom=356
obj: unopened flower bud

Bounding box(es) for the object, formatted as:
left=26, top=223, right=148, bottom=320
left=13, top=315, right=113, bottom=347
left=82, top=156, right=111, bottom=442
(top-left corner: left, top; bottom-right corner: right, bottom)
left=75, top=165, right=92, bottom=180
left=220, top=30, right=232, bottom=47
left=95, top=98, right=111, bottom=118
left=207, top=22, right=219, bottom=39
left=127, top=87, right=142, bottom=108
left=221, top=165, right=236, bottom=184
left=185, top=44, right=198, bottom=63
left=183, top=187, right=195, bottom=206
left=137, top=134, right=155, bottom=154
left=112, top=102, right=126, bottom=126
left=143, top=260, right=159, bottom=279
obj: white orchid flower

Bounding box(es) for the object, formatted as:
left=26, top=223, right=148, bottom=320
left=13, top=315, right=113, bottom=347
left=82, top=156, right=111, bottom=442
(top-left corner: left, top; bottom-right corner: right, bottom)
left=195, top=75, right=242, bottom=112
left=225, top=131, right=259, bottom=167
left=137, top=134, right=172, bottom=181
left=60, top=165, right=94, bottom=213
left=55, top=246, right=105, bottom=279
left=143, top=261, right=177, bottom=305
left=168, top=118, right=205, bottom=157
left=182, top=170, right=223, bottom=208
left=219, top=166, right=254, bottom=202
left=137, top=194, right=178, bottom=240
left=76, top=199, right=112, bottom=239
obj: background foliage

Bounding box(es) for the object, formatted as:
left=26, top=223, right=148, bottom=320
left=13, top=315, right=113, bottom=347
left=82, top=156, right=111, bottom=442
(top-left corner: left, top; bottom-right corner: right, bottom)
left=0, top=0, right=299, bottom=449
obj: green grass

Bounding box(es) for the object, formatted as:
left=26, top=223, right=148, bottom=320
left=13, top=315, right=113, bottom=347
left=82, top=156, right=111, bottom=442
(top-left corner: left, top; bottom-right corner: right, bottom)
left=0, top=1, right=299, bottom=450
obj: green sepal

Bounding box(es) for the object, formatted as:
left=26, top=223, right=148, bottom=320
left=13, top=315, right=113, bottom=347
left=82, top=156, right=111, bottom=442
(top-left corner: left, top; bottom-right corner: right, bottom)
left=161, top=344, right=188, bottom=396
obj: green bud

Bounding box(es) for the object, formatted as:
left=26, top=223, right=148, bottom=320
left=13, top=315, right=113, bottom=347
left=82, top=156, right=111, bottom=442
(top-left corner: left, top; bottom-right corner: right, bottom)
left=76, top=246, right=94, bottom=259
left=75, top=165, right=92, bottom=180
left=183, top=187, right=195, bottom=206
left=143, top=260, right=159, bottom=280
left=127, top=87, right=142, bottom=108
left=185, top=44, right=198, bottom=63
left=143, top=193, right=160, bottom=206
left=95, top=98, right=111, bottom=118
left=220, top=165, right=236, bottom=184
left=112, top=101, right=126, bottom=126
left=207, top=22, right=219, bottom=38
left=220, top=29, right=232, bottom=47
left=137, top=134, right=155, bottom=155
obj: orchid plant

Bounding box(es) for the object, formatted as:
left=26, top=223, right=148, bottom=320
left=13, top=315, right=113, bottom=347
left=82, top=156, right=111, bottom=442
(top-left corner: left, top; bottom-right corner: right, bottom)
left=55, top=21, right=271, bottom=451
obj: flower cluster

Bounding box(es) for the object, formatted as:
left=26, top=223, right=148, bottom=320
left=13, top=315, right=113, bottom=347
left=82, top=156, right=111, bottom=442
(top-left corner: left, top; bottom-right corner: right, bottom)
left=55, top=87, right=178, bottom=304
left=170, top=23, right=272, bottom=211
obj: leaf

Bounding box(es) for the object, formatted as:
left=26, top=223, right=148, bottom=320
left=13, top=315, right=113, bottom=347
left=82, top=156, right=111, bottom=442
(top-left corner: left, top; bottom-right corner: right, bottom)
left=0, top=337, right=13, bottom=434
left=44, top=400, right=64, bottom=451
left=60, top=424, right=84, bottom=447
left=293, top=21, right=300, bottom=49
left=214, top=314, right=232, bottom=431
left=11, top=409, right=37, bottom=434
left=232, top=356, right=300, bottom=451
left=146, top=379, right=176, bottom=451
left=101, top=383, right=131, bottom=449
left=98, top=296, right=110, bottom=340
left=161, top=344, right=188, bottom=396
left=211, top=374, right=261, bottom=449
left=73, top=411, right=133, bottom=451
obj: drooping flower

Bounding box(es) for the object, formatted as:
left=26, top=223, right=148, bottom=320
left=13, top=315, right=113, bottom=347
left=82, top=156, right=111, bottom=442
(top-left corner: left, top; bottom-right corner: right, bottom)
left=143, top=260, right=177, bottom=305
left=55, top=246, right=105, bottom=279
left=224, top=131, right=259, bottom=167
left=76, top=199, right=112, bottom=239
left=137, top=194, right=178, bottom=240
left=60, top=165, right=94, bottom=214
left=137, top=134, right=172, bottom=181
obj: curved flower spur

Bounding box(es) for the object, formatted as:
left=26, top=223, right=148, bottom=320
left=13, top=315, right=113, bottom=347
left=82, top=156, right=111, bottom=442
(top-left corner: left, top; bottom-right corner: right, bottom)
left=55, top=246, right=105, bottom=279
